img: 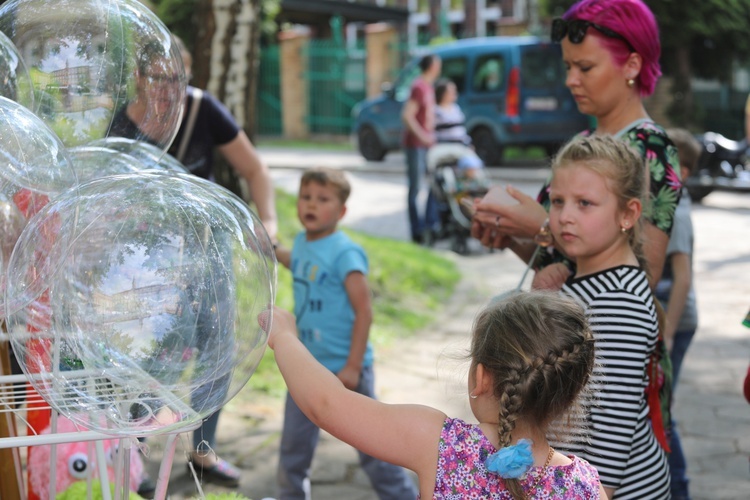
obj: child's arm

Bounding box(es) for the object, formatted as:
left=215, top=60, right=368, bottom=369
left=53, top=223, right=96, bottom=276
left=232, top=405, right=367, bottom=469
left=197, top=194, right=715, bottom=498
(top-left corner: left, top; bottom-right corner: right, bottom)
left=260, top=306, right=446, bottom=479
left=337, top=271, right=372, bottom=390
left=274, top=242, right=291, bottom=269
left=663, top=251, right=691, bottom=349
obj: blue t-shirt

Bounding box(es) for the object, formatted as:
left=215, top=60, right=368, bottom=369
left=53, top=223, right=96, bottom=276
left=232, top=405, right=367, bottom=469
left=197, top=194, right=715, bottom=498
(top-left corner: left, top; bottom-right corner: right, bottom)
left=291, top=230, right=373, bottom=373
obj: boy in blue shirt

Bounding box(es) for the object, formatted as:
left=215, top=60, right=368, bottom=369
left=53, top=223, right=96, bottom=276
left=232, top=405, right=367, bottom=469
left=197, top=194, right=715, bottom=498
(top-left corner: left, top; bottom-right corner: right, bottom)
left=274, top=167, right=416, bottom=500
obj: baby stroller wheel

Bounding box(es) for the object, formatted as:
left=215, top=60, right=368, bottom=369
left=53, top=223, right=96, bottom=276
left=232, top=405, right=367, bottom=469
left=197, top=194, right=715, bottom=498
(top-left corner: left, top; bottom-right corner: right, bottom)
left=451, top=234, right=469, bottom=255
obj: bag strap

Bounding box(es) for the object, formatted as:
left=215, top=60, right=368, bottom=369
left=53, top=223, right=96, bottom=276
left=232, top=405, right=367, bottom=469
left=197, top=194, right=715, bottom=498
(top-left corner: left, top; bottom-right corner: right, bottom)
left=176, top=88, right=203, bottom=163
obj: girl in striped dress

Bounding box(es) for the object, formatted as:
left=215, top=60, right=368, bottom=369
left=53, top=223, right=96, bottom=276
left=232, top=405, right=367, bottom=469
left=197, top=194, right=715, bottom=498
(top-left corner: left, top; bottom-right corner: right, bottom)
left=534, top=135, right=671, bottom=498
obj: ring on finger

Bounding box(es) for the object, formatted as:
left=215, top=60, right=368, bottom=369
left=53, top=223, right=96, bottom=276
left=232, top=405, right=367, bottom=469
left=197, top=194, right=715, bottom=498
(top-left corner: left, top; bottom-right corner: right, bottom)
left=494, top=216, right=501, bottom=228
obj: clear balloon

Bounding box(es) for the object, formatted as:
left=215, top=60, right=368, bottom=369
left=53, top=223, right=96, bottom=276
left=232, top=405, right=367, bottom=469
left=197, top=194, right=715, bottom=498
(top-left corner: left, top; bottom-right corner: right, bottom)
left=67, top=145, right=151, bottom=183
left=6, top=172, right=276, bottom=437
left=0, top=0, right=186, bottom=150
left=0, top=30, right=33, bottom=107
left=0, top=96, right=75, bottom=317
left=89, top=137, right=188, bottom=173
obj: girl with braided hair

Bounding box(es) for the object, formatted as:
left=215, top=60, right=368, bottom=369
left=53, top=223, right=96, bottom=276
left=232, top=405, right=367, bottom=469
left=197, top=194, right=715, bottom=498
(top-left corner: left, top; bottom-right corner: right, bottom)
left=258, top=292, right=606, bottom=499
left=533, top=135, right=672, bottom=498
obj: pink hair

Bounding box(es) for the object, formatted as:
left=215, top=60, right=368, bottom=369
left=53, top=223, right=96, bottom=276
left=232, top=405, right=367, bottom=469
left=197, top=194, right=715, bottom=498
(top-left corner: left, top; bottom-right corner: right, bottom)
left=564, top=0, right=661, bottom=96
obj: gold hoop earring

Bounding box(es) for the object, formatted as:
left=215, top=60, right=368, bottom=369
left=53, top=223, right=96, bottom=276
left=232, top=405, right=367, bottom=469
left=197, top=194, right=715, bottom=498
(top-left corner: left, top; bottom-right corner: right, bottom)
left=627, top=78, right=635, bottom=88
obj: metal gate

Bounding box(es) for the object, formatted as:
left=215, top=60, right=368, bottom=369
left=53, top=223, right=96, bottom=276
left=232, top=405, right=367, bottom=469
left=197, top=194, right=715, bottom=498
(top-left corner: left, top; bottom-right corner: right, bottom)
left=256, top=44, right=282, bottom=135
left=305, top=34, right=366, bottom=135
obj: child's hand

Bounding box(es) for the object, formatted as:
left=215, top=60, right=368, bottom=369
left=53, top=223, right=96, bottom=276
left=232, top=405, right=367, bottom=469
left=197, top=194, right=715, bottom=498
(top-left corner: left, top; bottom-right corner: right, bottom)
left=337, top=364, right=361, bottom=391
left=258, top=305, right=297, bottom=350
left=531, top=262, right=571, bottom=291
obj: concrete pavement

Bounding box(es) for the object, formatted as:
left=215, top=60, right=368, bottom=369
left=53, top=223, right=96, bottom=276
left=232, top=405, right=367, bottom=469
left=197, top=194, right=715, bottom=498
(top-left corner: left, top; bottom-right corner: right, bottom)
left=147, top=148, right=750, bottom=499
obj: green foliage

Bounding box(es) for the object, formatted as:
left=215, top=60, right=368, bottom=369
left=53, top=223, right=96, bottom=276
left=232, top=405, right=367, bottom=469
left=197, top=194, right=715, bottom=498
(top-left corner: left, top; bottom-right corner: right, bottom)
left=56, top=481, right=144, bottom=500
left=245, top=188, right=461, bottom=396
left=151, top=0, right=198, bottom=50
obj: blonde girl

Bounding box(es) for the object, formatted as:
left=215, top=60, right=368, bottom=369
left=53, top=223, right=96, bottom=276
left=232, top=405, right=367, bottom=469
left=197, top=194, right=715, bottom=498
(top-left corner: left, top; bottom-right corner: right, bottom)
left=537, top=135, right=671, bottom=499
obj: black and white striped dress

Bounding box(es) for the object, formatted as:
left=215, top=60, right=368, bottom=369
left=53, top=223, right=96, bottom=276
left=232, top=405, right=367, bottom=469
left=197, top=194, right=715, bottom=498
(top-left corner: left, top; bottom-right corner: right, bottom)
left=557, top=265, right=671, bottom=499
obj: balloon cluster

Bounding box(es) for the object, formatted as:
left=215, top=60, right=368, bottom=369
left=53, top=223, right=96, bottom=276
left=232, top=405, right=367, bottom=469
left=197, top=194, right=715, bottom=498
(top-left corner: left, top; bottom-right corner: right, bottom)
left=0, top=0, right=275, bottom=437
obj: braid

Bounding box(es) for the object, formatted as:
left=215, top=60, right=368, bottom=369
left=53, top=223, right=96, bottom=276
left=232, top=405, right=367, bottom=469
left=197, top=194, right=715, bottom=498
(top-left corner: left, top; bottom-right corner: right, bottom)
left=496, top=369, right=525, bottom=447
left=497, top=367, right=531, bottom=500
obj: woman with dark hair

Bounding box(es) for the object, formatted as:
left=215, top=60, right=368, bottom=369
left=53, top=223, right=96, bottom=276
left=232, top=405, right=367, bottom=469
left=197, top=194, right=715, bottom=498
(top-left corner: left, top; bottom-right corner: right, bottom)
left=471, top=0, right=681, bottom=291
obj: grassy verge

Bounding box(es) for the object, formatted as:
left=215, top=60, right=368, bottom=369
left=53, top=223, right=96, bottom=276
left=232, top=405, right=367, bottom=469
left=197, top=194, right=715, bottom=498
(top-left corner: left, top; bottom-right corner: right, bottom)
left=245, top=189, right=461, bottom=397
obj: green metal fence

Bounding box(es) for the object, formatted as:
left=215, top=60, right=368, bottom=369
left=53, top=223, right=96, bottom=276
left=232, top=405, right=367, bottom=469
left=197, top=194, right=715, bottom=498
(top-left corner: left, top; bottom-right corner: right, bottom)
left=305, top=38, right=366, bottom=135
left=256, top=44, right=282, bottom=135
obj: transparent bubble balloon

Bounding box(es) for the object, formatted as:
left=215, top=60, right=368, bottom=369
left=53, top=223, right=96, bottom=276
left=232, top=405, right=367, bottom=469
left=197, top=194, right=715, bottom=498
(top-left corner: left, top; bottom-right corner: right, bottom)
left=0, top=30, right=33, bottom=107
left=67, top=145, right=151, bottom=183
left=0, top=0, right=186, bottom=150
left=6, top=172, right=276, bottom=437
left=89, top=137, right=188, bottom=173
left=0, top=96, right=75, bottom=317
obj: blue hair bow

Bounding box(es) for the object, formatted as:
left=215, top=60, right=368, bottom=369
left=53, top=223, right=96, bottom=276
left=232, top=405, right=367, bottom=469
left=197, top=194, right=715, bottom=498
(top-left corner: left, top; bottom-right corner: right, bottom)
left=485, top=438, right=534, bottom=479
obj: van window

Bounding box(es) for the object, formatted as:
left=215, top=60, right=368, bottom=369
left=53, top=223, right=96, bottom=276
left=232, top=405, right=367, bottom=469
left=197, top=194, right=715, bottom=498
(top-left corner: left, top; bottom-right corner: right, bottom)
left=441, top=57, right=468, bottom=93
left=521, top=46, right=565, bottom=89
left=473, top=55, right=504, bottom=92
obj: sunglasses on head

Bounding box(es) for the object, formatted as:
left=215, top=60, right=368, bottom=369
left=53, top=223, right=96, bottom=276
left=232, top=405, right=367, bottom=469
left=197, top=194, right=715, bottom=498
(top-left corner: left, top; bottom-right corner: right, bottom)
left=551, top=18, right=634, bottom=52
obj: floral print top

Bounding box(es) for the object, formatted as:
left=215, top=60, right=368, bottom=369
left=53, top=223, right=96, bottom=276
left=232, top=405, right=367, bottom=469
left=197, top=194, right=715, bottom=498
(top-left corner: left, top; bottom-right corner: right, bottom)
left=424, top=417, right=602, bottom=499
left=535, top=120, right=682, bottom=270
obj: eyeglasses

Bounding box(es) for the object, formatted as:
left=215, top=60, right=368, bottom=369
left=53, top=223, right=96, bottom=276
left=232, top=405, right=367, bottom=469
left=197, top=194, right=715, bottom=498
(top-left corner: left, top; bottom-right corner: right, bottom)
left=551, top=18, right=634, bottom=52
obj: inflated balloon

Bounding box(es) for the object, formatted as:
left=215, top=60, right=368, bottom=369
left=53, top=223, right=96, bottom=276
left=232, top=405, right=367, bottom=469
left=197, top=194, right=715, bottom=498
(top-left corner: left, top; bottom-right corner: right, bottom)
left=67, top=146, right=151, bottom=183
left=89, top=137, right=187, bottom=173
left=0, top=0, right=186, bottom=150
left=6, top=172, right=276, bottom=437
left=0, top=96, right=75, bottom=317
left=0, top=30, right=33, bottom=107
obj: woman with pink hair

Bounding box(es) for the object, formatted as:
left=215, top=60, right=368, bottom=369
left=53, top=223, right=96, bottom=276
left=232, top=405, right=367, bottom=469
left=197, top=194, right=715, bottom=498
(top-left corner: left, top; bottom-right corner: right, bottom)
left=472, top=0, right=681, bottom=290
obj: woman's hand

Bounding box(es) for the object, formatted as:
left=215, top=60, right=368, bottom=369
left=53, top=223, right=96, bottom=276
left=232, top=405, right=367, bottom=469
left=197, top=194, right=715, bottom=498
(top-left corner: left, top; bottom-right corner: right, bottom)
left=258, top=306, right=297, bottom=350
left=531, top=263, right=571, bottom=291
left=473, top=185, right=548, bottom=242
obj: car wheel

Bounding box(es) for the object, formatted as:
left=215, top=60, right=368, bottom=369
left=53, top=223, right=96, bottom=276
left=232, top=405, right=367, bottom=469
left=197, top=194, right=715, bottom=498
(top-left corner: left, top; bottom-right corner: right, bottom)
left=358, top=126, right=387, bottom=162
left=470, top=127, right=503, bottom=166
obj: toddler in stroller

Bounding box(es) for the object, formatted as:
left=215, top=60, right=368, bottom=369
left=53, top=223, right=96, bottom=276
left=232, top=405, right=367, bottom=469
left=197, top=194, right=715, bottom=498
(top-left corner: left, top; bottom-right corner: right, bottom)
left=426, top=143, right=490, bottom=254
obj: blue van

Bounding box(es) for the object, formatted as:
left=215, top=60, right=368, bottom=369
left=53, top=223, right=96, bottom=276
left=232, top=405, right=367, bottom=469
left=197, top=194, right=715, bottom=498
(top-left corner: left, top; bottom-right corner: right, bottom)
left=351, top=36, right=589, bottom=165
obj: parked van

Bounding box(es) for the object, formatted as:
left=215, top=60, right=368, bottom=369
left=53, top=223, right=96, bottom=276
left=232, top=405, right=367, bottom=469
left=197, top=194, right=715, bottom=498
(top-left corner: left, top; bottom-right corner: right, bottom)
left=352, top=36, right=589, bottom=165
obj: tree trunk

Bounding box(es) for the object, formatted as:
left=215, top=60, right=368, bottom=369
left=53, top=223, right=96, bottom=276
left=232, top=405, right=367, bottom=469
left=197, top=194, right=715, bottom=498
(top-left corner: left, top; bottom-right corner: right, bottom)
left=191, top=0, right=261, bottom=199
left=192, top=0, right=260, bottom=138
left=667, top=45, right=695, bottom=129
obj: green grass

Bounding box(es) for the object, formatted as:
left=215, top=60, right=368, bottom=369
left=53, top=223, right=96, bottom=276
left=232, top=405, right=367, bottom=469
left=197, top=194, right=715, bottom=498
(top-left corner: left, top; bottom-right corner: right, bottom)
left=245, top=188, right=461, bottom=397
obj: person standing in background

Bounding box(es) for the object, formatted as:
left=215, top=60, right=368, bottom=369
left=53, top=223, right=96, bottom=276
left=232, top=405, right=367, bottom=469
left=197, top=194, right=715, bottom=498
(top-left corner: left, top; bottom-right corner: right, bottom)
left=111, top=36, right=278, bottom=492
left=402, top=54, right=441, bottom=244
left=656, top=128, right=702, bottom=500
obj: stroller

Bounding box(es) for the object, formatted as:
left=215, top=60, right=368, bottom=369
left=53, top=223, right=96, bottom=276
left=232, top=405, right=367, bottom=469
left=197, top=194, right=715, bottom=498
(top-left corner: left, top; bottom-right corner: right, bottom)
left=426, top=143, right=490, bottom=254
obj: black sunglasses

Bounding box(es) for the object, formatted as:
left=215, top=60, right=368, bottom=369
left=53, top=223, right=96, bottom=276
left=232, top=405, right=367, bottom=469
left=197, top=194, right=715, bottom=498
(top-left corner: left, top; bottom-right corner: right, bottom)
left=551, top=18, right=634, bottom=52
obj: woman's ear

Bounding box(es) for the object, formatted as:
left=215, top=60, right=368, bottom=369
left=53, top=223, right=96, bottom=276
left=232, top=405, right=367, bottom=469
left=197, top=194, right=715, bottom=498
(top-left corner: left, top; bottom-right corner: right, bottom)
left=623, top=52, right=643, bottom=83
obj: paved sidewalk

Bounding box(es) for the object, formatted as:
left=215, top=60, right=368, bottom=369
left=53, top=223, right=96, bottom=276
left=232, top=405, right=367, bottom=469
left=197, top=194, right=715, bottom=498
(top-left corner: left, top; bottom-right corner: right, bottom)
left=256, top=146, right=553, bottom=184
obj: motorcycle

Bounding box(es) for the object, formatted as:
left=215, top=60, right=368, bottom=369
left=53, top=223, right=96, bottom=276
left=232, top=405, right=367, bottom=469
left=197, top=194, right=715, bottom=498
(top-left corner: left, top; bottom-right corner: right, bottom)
left=686, top=132, right=750, bottom=202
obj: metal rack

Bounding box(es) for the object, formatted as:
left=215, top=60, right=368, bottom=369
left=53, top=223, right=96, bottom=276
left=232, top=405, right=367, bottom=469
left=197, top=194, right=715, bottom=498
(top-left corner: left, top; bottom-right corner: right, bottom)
left=0, top=367, right=200, bottom=500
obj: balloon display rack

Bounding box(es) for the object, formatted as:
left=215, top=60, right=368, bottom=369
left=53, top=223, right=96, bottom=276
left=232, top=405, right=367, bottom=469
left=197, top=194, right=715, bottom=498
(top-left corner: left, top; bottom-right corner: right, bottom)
left=0, top=367, right=201, bottom=499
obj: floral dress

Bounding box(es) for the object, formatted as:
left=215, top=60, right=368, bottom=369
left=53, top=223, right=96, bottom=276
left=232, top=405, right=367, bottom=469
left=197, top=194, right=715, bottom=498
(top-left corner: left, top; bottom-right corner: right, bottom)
left=535, top=120, right=682, bottom=270
left=425, top=417, right=602, bottom=499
